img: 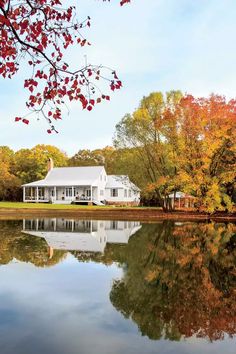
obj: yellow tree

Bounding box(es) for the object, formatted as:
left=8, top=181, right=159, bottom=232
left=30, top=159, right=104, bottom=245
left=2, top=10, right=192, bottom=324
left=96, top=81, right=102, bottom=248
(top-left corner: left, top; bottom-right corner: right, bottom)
left=14, top=144, right=68, bottom=183
left=175, top=95, right=236, bottom=213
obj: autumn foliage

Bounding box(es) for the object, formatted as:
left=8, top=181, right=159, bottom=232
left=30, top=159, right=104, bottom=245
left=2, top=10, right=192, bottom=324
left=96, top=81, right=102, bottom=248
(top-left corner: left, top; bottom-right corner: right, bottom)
left=110, top=221, right=236, bottom=341
left=0, top=0, right=131, bottom=131
left=114, top=92, right=236, bottom=213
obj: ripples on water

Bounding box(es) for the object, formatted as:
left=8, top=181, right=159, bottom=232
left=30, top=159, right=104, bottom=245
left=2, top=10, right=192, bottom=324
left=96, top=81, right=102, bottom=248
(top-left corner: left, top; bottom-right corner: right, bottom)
left=0, top=218, right=235, bottom=354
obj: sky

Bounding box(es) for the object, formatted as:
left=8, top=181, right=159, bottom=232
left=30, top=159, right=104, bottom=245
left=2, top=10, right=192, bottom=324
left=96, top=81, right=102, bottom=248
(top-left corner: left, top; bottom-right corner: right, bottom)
left=1, top=0, right=236, bottom=156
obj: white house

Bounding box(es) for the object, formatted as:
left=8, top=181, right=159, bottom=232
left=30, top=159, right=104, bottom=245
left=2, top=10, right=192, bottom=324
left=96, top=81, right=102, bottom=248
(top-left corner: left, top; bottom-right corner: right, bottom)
left=22, top=159, right=140, bottom=206
left=22, top=218, right=142, bottom=253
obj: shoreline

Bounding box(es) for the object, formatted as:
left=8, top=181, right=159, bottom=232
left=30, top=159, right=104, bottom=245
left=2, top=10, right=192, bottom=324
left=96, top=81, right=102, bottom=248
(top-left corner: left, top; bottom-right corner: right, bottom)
left=0, top=207, right=236, bottom=222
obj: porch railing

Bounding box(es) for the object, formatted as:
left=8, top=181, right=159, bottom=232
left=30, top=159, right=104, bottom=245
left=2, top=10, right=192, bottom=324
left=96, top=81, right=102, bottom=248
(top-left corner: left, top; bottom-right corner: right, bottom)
left=25, top=196, right=48, bottom=201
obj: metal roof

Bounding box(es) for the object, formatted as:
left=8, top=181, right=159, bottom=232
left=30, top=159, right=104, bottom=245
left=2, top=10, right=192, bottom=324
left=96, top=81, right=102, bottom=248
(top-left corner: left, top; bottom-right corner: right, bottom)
left=22, top=166, right=140, bottom=191
left=22, top=166, right=105, bottom=187
left=106, top=175, right=140, bottom=191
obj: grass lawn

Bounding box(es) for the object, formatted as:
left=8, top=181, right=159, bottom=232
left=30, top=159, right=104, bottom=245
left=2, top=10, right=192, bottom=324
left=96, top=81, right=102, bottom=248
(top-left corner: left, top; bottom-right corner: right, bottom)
left=0, top=201, right=110, bottom=209
left=0, top=201, right=148, bottom=210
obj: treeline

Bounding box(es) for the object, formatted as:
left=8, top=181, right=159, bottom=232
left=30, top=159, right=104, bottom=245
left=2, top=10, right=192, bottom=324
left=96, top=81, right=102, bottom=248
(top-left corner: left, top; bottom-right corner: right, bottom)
left=0, top=91, right=235, bottom=212
left=0, top=144, right=144, bottom=202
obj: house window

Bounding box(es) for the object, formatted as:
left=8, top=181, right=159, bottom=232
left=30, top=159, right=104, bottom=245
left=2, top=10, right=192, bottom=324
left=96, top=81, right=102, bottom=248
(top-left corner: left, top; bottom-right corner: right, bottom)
left=51, top=189, right=55, bottom=197
left=110, top=221, right=118, bottom=230
left=65, top=188, right=73, bottom=197
left=66, top=220, right=73, bottom=230
left=124, top=189, right=127, bottom=198
left=129, top=189, right=131, bottom=198
left=86, top=189, right=91, bottom=198
left=38, top=188, right=45, bottom=199
left=85, top=220, right=91, bottom=229
left=38, top=219, right=45, bottom=230
left=111, top=189, right=118, bottom=197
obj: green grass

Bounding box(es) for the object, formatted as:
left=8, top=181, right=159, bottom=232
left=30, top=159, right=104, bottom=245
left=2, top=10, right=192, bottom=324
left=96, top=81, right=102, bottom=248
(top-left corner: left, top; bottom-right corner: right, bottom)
left=0, top=201, right=150, bottom=210
left=0, top=201, right=109, bottom=209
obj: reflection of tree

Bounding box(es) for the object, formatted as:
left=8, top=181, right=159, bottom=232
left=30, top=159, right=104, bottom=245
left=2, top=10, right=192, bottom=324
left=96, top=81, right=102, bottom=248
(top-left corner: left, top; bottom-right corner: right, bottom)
left=1, top=219, right=235, bottom=342
left=0, top=221, right=66, bottom=267
left=109, top=222, right=236, bottom=341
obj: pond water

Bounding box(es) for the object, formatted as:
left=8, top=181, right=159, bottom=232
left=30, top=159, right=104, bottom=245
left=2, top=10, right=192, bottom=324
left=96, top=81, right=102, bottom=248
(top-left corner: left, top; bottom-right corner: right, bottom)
left=0, top=218, right=235, bottom=354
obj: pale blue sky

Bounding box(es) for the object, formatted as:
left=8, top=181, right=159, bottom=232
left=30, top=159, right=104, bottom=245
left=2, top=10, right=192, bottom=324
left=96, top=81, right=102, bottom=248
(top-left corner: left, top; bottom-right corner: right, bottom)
left=0, top=0, right=236, bottom=156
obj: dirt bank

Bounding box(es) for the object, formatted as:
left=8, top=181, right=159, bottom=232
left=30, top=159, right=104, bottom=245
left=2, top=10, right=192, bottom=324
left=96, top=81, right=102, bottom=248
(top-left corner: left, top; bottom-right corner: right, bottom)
left=0, top=208, right=235, bottom=222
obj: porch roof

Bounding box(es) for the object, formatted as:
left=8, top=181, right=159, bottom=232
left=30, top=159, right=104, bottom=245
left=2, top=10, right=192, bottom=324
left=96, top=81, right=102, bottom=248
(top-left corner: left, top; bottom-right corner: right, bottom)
left=22, top=180, right=95, bottom=187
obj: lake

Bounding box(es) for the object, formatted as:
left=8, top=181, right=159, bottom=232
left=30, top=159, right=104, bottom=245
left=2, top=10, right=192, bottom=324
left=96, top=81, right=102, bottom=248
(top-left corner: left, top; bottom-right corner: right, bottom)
left=0, top=218, right=235, bottom=354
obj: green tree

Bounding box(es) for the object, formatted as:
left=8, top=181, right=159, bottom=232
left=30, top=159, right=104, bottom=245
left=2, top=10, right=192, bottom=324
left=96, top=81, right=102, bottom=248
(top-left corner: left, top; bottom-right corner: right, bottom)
left=68, top=149, right=106, bottom=167
left=14, top=144, right=68, bottom=184
left=114, top=91, right=183, bottom=209
left=0, top=220, right=66, bottom=267
left=0, top=146, right=21, bottom=200
left=114, top=92, right=236, bottom=212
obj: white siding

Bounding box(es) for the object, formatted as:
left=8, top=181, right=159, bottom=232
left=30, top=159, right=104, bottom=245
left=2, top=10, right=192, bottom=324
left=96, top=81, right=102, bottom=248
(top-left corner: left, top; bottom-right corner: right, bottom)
left=105, top=187, right=140, bottom=203
left=94, top=167, right=107, bottom=201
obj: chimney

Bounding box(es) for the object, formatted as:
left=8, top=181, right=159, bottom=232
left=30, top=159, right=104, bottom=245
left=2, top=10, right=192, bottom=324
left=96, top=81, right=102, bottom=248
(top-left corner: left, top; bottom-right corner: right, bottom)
left=47, top=158, right=54, bottom=172
left=48, top=246, right=54, bottom=259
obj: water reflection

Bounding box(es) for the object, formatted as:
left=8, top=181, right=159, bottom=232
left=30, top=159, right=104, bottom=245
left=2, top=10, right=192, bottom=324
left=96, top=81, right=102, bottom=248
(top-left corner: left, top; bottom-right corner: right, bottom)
left=0, top=218, right=235, bottom=353
left=22, top=218, right=142, bottom=253
left=109, top=222, right=236, bottom=342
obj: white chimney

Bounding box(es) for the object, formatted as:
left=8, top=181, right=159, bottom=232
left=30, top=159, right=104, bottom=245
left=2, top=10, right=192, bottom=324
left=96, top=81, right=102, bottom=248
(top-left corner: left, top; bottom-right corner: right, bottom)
left=47, top=158, right=54, bottom=172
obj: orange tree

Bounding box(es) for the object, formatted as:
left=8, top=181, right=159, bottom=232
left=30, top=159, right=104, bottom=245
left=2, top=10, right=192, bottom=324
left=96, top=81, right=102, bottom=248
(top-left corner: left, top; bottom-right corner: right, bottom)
left=114, top=92, right=236, bottom=212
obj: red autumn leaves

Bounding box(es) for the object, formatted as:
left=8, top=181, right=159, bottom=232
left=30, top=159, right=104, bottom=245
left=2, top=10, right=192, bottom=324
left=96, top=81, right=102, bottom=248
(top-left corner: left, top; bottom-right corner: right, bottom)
left=120, top=0, right=131, bottom=6
left=0, top=0, right=130, bottom=133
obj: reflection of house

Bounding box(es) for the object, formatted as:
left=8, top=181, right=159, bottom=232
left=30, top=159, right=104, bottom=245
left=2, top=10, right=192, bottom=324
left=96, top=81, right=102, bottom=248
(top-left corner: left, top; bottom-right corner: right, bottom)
left=22, top=219, right=142, bottom=253
left=22, top=159, right=140, bottom=206
left=168, top=192, right=195, bottom=209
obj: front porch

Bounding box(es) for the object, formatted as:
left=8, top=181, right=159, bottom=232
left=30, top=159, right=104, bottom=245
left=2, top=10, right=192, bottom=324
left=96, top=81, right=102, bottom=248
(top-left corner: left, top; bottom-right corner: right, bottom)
left=23, top=186, right=99, bottom=204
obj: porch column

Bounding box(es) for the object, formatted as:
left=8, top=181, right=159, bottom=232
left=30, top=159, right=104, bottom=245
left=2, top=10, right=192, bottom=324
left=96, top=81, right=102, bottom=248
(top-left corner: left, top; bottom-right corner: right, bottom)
left=54, top=186, right=57, bottom=201
left=23, top=187, right=25, bottom=202
left=72, top=186, right=74, bottom=200
left=36, top=187, right=39, bottom=202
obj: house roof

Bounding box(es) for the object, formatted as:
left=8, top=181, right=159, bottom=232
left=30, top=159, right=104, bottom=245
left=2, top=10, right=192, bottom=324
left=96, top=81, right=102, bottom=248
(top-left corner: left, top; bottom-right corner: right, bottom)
left=106, top=175, right=140, bottom=191
left=22, top=220, right=142, bottom=253
left=22, top=166, right=105, bottom=187
left=22, top=166, right=140, bottom=191
left=22, top=231, right=106, bottom=252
